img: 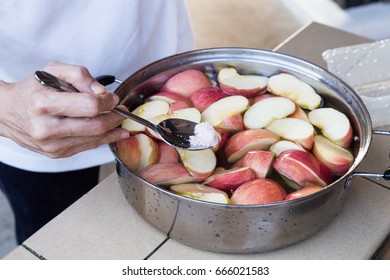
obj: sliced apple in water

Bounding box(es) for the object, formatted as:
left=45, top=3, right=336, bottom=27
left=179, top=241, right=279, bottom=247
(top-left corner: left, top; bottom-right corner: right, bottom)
left=189, top=87, right=228, bottom=112
left=115, top=135, right=141, bottom=172
left=148, top=91, right=192, bottom=114
left=201, top=95, right=249, bottom=127
left=134, top=133, right=160, bottom=171
left=224, top=128, right=280, bottom=163
left=157, top=142, right=179, bottom=164
left=288, top=104, right=310, bottom=122
left=139, top=162, right=195, bottom=186
left=217, top=67, right=268, bottom=97
left=204, top=166, right=256, bottom=192
left=308, top=107, right=353, bottom=148
left=161, top=69, right=213, bottom=98
left=266, top=118, right=315, bottom=150
left=312, top=135, right=354, bottom=176
left=243, top=96, right=296, bottom=129
left=170, top=183, right=230, bottom=204
left=230, top=178, right=287, bottom=205
left=284, top=186, right=323, bottom=201
left=121, top=100, right=170, bottom=134
left=273, top=150, right=333, bottom=189
left=217, top=113, right=245, bottom=132
left=269, top=140, right=305, bottom=157
left=177, top=148, right=217, bottom=181
left=233, top=150, right=274, bottom=178
left=267, top=73, right=322, bottom=110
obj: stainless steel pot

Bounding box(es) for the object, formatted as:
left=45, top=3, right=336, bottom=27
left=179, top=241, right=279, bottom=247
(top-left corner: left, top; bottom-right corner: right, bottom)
left=105, top=48, right=389, bottom=253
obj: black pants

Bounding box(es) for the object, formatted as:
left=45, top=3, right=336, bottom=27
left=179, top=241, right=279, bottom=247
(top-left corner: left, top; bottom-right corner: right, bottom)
left=0, top=162, right=99, bottom=244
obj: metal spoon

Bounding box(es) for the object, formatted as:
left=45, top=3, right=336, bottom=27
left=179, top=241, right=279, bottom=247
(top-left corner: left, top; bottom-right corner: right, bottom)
left=34, top=70, right=212, bottom=150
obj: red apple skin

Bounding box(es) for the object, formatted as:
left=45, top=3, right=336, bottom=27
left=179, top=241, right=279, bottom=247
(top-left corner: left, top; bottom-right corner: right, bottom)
left=115, top=135, right=140, bottom=172
left=224, top=128, right=280, bottom=163
left=205, top=167, right=256, bottom=192
left=219, top=83, right=267, bottom=97
left=217, top=113, right=245, bottom=132
left=273, top=150, right=333, bottom=188
left=312, top=135, right=354, bottom=176
left=189, top=87, right=228, bottom=112
left=157, top=142, right=179, bottom=164
left=138, top=162, right=195, bottom=186
left=284, top=186, right=323, bottom=201
left=288, top=104, right=309, bottom=122
left=240, top=150, right=275, bottom=178
left=212, top=128, right=229, bottom=152
left=161, top=69, right=213, bottom=98
left=231, top=178, right=287, bottom=205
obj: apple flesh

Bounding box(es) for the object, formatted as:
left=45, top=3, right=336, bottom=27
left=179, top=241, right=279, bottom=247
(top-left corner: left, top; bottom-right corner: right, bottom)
left=288, top=104, right=309, bottom=122
left=170, top=183, right=230, bottom=204
left=204, top=166, right=256, bottom=192
left=267, top=73, right=322, bottom=110
left=269, top=140, right=305, bottom=157
left=224, top=128, right=280, bottom=163
left=121, top=100, right=170, bottom=134
left=148, top=91, right=192, bottom=114
left=312, top=135, right=354, bottom=176
left=161, top=69, right=213, bottom=98
left=201, top=95, right=249, bottom=127
left=266, top=118, right=315, bottom=150
left=284, top=186, right=323, bottom=201
left=217, top=67, right=268, bottom=97
left=189, top=87, right=228, bottom=112
left=273, top=150, right=333, bottom=189
left=231, top=178, right=287, bottom=205
left=217, top=113, right=245, bottom=132
left=177, top=148, right=217, bottom=181
left=139, top=162, right=195, bottom=186
left=243, top=96, right=296, bottom=129
left=308, top=107, right=353, bottom=148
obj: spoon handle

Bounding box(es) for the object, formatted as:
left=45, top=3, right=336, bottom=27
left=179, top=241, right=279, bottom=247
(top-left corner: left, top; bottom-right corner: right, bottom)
left=35, top=71, right=157, bottom=131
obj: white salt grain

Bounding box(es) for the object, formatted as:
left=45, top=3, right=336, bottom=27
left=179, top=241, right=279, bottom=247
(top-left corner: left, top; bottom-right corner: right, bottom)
left=189, top=122, right=219, bottom=148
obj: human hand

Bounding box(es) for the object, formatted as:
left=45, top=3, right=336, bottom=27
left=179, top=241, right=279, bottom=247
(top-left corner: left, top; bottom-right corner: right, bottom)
left=0, top=61, right=129, bottom=158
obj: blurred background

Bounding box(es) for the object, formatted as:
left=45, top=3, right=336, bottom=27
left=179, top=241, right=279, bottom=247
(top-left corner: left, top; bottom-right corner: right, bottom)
left=1, top=0, right=389, bottom=259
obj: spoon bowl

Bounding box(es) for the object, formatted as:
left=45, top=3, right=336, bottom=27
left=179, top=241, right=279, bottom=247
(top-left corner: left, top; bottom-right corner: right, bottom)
left=34, top=71, right=216, bottom=150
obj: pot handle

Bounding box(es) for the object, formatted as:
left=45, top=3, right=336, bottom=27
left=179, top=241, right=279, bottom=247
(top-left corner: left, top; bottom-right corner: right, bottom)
left=95, top=75, right=123, bottom=86
left=344, top=129, right=390, bottom=190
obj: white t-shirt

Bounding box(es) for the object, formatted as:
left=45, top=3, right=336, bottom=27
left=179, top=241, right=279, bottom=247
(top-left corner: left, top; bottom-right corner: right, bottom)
left=0, top=0, right=193, bottom=172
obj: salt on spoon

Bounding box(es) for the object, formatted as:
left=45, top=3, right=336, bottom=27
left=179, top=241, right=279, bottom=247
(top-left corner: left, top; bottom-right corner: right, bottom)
left=189, top=122, right=220, bottom=149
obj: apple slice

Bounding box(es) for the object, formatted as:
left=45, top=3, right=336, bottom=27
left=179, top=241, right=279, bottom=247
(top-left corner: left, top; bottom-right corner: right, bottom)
left=224, top=128, right=280, bottom=163
left=231, top=178, right=287, bottom=205
left=267, top=73, right=322, bottom=110
left=308, top=107, right=353, bottom=148
left=121, top=100, right=170, bottom=134
left=201, top=95, right=249, bottom=127
left=273, top=150, right=333, bottom=189
left=134, top=133, right=160, bottom=171
left=312, top=135, right=354, bottom=176
left=211, top=128, right=229, bottom=152
left=217, top=113, right=245, bottom=132
left=189, top=87, right=228, bottom=112
left=288, top=104, right=310, bottom=122
left=148, top=91, right=192, bottom=113
left=284, top=186, right=323, bottom=201
left=217, top=67, right=268, bottom=97
left=204, top=167, right=256, bottom=192
left=269, top=140, right=305, bottom=157
left=161, top=69, right=213, bottom=98
left=177, top=148, right=217, bottom=181
left=139, top=162, right=195, bottom=186
left=115, top=136, right=141, bottom=172
left=240, top=150, right=274, bottom=178
left=265, top=118, right=315, bottom=150
left=243, top=96, right=296, bottom=129
left=170, top=184, right=230, bottom=204
left=157, top=142, right=179, bottom=164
